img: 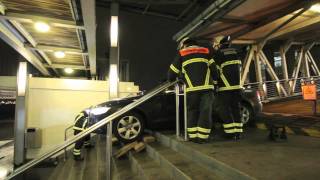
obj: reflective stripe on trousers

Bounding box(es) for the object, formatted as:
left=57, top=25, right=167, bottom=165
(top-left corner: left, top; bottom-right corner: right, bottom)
left=187, top=126, right=211, bottom=139
left=223, top=122, right=243, bottom=134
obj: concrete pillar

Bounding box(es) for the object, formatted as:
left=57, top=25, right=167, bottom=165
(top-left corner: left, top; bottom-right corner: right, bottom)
left=109, top=3, right=119, bottom=99
left=14, top=62, right=27, bottom=166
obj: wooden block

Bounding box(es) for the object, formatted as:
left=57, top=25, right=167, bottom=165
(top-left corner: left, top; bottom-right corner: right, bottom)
left=112, top=137, right=118, bottom=144
left=134, top=142, right=146, bottom=153
left=143, top=136, right=156, bottom=143
left=114, top=141, right=137, bottom=158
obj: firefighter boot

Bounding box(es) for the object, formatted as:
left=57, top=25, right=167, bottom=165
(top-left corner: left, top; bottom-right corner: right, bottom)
left=280, top=127, right=287, bottom=140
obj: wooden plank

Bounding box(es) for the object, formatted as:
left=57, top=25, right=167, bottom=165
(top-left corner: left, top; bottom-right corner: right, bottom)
left=134, top=142, right=146, bottom=153
left=114, top=141, right=137, bottom=158
left=143, top=136, right=156, bottom=143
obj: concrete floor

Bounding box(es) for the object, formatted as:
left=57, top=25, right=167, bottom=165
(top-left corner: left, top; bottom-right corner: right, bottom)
left=180, top=128, right=320, bottom=180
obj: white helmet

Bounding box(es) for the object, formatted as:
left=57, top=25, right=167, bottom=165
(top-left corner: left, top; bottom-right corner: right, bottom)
left=178, top=37, right=190, bottom=50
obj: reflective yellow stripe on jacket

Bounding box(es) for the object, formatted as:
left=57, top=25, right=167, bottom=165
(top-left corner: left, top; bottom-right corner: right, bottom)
left=170, top=64, right=180, bottom=74
left=182, top=58, right=215, bottom=92
left=218, top=60, right=242, bottom=91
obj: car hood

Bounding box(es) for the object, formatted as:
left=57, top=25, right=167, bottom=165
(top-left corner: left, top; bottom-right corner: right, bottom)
left=96, top=95, right=142, bottom=108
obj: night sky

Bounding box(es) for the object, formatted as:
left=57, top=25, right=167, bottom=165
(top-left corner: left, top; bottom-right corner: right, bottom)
left=97, top=7, right=186, bottom=90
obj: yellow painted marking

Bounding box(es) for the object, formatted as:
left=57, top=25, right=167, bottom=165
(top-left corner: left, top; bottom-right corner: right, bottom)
left=256, top=123, right=267, bottom=130
left=302, top=128, right=320, bottom=138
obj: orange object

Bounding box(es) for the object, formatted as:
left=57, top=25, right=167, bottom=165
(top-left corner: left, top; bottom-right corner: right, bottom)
left=302, top=84, right=317, bottom=100
left=179, top=47, right=209, bottom=56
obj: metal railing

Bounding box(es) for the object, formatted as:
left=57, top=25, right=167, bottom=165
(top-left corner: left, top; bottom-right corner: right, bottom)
left=175, top=83, right=188, bottom=141
left=243, top=76, right=320, bottom=102
left=6, top=80, right=178, bottom=180
left=63, top=125, right=74, bottom=160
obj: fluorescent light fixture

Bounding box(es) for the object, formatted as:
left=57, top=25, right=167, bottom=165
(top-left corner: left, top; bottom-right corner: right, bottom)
left=54, top=51, right=65, bottom=58
left=109, top=64, right=119, bottom=98
left=64, top=68, right=74, bottom=74
left=110, top=16, right=118, bottom=47
left=34, top=22, right=50, bottom=33
left=310, top=4, right=320, bottom=12
left=17, top=62, right=27, bottom=96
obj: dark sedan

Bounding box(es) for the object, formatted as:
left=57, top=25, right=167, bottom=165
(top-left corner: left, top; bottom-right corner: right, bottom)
left=87, top=88, right=262, bottom=143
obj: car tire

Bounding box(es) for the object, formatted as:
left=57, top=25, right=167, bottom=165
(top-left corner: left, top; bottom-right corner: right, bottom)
left=113, top=112, right=145, bottom=143
left=240, top=103, right=253, bottom=126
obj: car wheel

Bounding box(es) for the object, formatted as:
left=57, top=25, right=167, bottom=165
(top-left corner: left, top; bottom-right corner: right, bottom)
left=113, top=112, right=145, bottom=143
left=240, top=104, right=252, bottom=125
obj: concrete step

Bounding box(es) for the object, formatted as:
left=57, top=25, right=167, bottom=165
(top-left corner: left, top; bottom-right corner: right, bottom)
left=154, top=132, right=255, bottom=180
left=112, top=157, right=140, bottom=180
left=146, top=142, right=223, bottom=180
left=98, top=135, right=138, bottom=180
left=128, top=150, right=171, bottom=180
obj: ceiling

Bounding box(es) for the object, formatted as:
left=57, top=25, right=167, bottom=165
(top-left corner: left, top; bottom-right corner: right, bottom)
left=0, top=0, right=95, bottom=78
left=180, top=0, right=320, bottom=44
left=96, top=0, right=216, bottom=22
left=1, top=0, right=320, bottom=78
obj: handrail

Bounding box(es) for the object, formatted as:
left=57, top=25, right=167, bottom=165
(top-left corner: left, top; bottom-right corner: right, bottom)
left=63, top=125, right=74, bottom=161
left=6, top=80, right=178, bottom=179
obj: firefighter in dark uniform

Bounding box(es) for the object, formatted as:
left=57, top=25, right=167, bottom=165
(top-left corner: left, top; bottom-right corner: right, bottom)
left=214, top=36, right=243, bottom=140
left=73, top=110, right=94, bottom=161
left=168, top=38, right=218, bottom=143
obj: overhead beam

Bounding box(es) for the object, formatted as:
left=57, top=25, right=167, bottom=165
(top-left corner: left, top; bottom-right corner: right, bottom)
left=81, top=0, right=97, bottom=76
left=10, top=20, right=59, bottom=76
left=232, top=39, right=256, bottom=44
left=176, top=0, right=197, bottom=21
left=270, top=15, right=320, bottom=40
left=45, top=64, right=88, bottom=70
left=100, top=0, right=190, bottom=4
left=231, top=1, right=314, bottom=40
left=261, top=7, right=308, bottom=42
left=121, top=6, right=178, bottom=20
left=220, top=16, right=249, bottom=24
left=25, top=44, right=87, bottom=55
left=0, top=2, right=5, bottom=15
left=0, top=12, right=84, bottom=30
left=0, top=20, right=50, bottom=75
left=173, top=0, right=246, bottom=41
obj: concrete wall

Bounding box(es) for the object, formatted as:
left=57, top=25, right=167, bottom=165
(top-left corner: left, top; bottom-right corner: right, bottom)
left=25, top=77, right=139, bottom=158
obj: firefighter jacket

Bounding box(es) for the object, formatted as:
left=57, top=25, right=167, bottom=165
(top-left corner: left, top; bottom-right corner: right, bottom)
left=73, top=111, right=89, bottom=131
left=168, top=45, right=218, bottom=92
left=214, top=47, right=242, bottom=92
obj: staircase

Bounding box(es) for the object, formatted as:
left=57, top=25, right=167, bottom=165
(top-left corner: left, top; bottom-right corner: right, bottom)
left=17, top=128, right=320, bottom=180
left=18, top=133, right=253, bottom=180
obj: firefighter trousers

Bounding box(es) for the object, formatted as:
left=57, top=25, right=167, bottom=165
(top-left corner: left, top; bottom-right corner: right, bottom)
left=217, top=90, right=243, bottom=134
left=73, top=116, right=91, bottom=156
left=186, top=90, right=214, bottom=140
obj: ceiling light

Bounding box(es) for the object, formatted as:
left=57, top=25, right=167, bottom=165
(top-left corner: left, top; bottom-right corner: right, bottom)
left=34, top=22, right=50, bottom=33
left=54, top=51, right=65, bottom=58
left=310, top=4, right=320, bottom=12
left=64, top=68, right=74, bottom=74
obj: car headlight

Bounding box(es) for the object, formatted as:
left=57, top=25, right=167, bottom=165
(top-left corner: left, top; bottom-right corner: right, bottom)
left=86, top=106, right=111, bottom=115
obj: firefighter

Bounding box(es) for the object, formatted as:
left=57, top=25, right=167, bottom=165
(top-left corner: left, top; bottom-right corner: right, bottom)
left=73, top=110, right=94, bottom=161
left=214, top=35, right=243, bottom=140
left=168, top=37, right=218, bottom=144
